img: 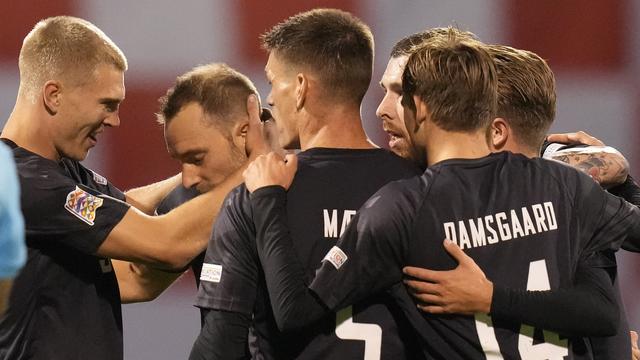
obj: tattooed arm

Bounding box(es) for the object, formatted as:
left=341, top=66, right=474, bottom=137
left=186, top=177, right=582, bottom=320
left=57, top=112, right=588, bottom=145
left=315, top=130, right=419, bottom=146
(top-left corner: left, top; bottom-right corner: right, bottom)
left=547, top=146, right=629, bottom=189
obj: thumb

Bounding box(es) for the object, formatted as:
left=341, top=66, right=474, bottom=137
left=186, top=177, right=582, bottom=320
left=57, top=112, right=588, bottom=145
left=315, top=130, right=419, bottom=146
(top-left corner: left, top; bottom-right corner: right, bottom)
left=631, top=331, right=639, bottom=347
left=443, top=239, right=468, bottom=265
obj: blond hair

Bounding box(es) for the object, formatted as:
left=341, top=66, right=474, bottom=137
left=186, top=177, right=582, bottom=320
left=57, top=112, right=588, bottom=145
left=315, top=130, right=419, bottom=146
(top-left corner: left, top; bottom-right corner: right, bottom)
left=18, top=16, right=127, bottom=102
left=488, top=45, right=556, bottom=151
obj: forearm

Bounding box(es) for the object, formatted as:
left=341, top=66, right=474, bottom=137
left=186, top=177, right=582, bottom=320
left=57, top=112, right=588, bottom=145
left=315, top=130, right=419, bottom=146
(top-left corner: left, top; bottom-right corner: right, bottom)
left=547, top=146, right=628, bottom=189
left=609, top=175, right=640, bottom=207
left=125, top=174, right=182, bottom=215
left=99, top=169, right=245, bottom=269
left=188, top=310, right=250, bottom=360
left=113, top=260, right=182, bottom=303
left=251, top=186, right=329, bottom=331
left=490, top=264, right=618, bottom=337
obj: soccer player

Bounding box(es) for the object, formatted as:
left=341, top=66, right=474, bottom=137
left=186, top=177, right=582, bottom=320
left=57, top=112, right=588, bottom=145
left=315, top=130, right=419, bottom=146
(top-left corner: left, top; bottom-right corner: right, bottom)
left=0, top=17, right=250, bottom=359
left=243, top=32, right=640, bottom=358
left=189, top=9, right=423, bottom=360
left=153, top=63, right=272, bottom=314
left=0, top=142, right=26, bottom=315
left=402, top=43, right=640, bottom=359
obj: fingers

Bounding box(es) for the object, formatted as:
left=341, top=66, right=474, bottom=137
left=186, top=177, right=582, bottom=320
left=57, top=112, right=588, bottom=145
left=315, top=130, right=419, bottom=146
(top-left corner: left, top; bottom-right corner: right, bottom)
left=442, top=239, right=469, bottom=264
left=404, top=279, right=439, bottom=296
left=546, top=131, right=604, bottom=146
left=403, top=266, right=441, bottom=282
left=418, top=304, right=447, bottom=314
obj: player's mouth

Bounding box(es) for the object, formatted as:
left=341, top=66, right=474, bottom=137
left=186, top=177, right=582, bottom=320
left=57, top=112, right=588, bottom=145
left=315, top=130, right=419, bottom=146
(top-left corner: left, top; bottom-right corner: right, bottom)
left=383, top=126, right=405, bottom=150
left=88, top=132, right=101, bottom=146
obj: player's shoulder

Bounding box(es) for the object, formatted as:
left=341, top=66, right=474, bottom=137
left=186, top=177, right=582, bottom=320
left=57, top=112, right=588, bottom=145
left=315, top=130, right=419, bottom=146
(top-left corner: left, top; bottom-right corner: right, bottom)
left=365, top=174, right=426, bottom=213
left=223, top=183, right=253, bottom=215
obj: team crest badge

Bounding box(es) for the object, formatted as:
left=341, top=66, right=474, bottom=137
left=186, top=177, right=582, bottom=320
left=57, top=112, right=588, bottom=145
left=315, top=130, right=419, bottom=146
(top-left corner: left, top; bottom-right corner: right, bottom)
left=65, top=186, right=104, bottom=226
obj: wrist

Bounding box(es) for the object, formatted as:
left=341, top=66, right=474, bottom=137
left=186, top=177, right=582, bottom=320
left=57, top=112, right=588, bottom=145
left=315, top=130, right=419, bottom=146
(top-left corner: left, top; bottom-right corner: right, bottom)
left=481, top=279, right=493, bottom=313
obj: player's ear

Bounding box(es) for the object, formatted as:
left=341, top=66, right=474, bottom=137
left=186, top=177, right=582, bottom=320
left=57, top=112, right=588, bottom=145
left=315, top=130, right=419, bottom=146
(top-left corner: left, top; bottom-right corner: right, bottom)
left=232, top=117, right=250, bottom=151
left=295, top=73, right=307, bottom=111
left=43, top=80, right=62, bottom=116
left=414, top=96, right=428, bottom=127
left=490, top=117, right=509, bottom=150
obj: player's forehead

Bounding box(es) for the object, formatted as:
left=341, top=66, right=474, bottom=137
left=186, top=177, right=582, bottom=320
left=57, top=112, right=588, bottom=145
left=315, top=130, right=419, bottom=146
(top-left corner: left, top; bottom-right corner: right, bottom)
left=380, top=55, right=409, bottom=88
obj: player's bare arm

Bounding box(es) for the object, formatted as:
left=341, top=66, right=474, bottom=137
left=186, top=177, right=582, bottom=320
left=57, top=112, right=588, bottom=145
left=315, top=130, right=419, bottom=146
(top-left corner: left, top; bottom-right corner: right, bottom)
left=124, top=174, right=182, bottom=215
left=546, top=131, right=629, bottom=188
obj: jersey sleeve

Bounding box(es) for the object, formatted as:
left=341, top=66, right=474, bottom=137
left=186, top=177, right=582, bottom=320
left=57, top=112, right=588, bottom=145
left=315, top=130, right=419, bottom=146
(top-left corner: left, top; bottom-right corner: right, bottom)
left=490, top=252, right=619, bottom=337
left=309, top=180, right=417, bottom=311
left=22, top=173, right=130, bottom=255
left=0, top=145, right=26, bottom=278
left=194, top=185, right=260, bottom=315
left=575, top=172, right=640, bottom=255
left=249, top=185, right=329, bottom=331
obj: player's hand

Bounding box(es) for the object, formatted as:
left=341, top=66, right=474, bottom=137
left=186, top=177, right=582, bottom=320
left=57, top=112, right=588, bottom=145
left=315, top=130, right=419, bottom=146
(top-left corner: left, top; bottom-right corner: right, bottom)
left=245, top=94, right=282, bottom=159
left=403, top=239, right=493, bottom=315
left=546, top=131, right=605, bottom=146
left=243, top=152, right=298, bottom=193
left=631, top=330, right=640, bottom=360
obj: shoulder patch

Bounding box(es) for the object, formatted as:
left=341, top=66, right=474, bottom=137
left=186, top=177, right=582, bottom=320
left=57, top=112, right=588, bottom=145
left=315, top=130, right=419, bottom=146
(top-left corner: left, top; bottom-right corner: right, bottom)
left=92, top=170, right=108, bottom=185
left=323, top=246, right=348, bottom=270
left=200, top=263, right=222, bottom=283
left=64, top=186, right=104, bottom=225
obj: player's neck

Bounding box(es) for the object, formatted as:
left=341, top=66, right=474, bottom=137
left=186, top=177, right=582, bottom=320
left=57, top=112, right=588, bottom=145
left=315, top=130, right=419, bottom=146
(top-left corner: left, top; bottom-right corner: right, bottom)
left=2, top=100, right=61, bottom=161
left=299, top=104, right=375, bottom=151
left=425, top=128, right=491, bottom=166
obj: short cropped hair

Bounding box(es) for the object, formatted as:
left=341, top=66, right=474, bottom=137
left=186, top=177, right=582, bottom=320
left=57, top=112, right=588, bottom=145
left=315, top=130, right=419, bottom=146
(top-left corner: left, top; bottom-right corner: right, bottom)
left=261, top=8, right=374, bottom=105
left=402, top=29, right=497, bottom=132
left=391, top=27, right=479, bottom=58
left=19, top=16, right=127, bottom=102
left=157, top=63, right=258, bottom=130
left=488, top=45, right=556, bottom=151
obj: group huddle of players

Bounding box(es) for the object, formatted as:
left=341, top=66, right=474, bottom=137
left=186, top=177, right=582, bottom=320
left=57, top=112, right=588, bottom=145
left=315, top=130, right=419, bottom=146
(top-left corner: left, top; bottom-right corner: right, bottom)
left=1, top=7, right=640, bottom=360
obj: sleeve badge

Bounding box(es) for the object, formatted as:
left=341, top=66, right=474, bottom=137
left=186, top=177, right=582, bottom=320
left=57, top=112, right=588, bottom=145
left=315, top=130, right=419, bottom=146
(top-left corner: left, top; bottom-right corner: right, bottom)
left=64, top=186, right=104, bottom=226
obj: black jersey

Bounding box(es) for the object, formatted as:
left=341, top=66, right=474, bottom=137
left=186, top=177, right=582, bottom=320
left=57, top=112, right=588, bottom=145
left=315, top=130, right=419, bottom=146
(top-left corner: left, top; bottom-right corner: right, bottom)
left=542, top=141, right=634, bottom=359
left=195, top=148, right=422, bottom=359
left=306, top=152, right=639, bottom=359
left=0, top=139, right=130, bottom=360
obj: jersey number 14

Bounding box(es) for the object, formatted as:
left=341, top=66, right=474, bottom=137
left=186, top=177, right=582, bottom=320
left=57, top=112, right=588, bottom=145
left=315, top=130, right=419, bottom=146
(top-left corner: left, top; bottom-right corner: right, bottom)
left=476, top=260, right=569, bottom=359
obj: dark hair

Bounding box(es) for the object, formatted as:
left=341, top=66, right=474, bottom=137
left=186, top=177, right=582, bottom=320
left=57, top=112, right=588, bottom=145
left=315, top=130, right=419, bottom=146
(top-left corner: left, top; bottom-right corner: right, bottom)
left=391, top=27, right=478, bottom=58
left=261, top=8, right=374, bottom=104
left=402, top=29, right=497, bottom=132
left=157, top=63, right=257, bottom=129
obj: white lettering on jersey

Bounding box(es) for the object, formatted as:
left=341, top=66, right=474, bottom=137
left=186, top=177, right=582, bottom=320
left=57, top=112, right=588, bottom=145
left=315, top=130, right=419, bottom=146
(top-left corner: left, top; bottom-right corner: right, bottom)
left=323, top=209, right=357, bottom=238
left=443, top=202, right=558, bottom=249
left=200, top=263, right=222, bottom=283
left=324, top=209, right=339, bottom=238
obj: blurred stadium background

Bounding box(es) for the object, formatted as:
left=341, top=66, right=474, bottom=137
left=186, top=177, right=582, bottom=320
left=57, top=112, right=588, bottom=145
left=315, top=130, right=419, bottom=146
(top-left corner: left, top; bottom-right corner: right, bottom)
left=1, top=1, right=639, bottom=358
